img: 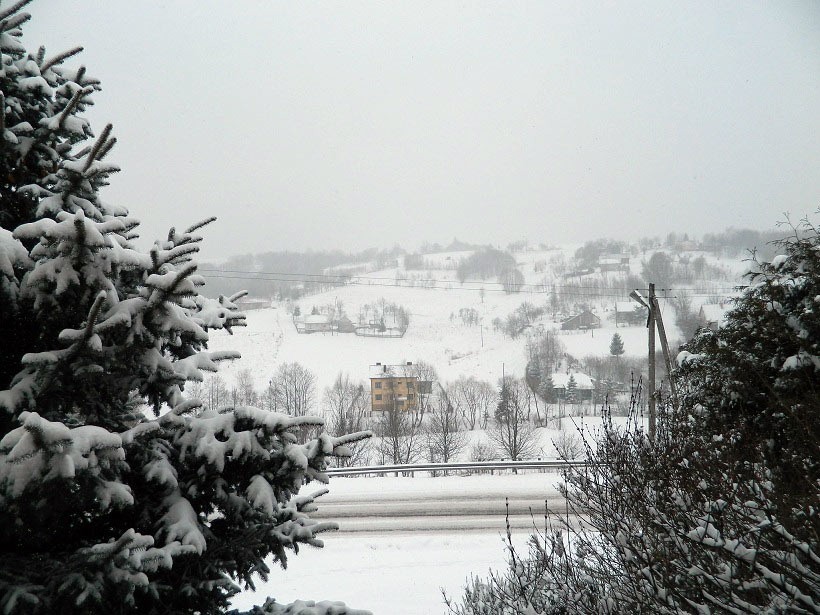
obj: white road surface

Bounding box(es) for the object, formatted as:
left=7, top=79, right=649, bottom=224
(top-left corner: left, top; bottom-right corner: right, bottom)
left=232, top=473, right=568, bottom=615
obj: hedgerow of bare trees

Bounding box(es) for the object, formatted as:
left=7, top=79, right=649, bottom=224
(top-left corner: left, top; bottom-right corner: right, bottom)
left=449, top=376, right=496, bottom=430
left=425, top=386, right=468, bottom=464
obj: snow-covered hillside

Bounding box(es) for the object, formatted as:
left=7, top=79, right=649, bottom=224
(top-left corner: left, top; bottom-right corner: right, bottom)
left=206, top=246, right=746, bottom=399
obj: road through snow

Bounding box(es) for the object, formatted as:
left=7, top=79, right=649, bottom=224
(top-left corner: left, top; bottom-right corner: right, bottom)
left=313, top=477, right=567, bottom=533
left=232, top=473, right=567, bottom=614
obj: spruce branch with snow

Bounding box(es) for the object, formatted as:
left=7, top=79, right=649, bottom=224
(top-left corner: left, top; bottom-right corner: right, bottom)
left=0, top=4, right=369, bottom=614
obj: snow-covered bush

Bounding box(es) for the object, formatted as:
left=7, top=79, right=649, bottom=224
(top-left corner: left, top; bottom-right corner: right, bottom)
left=450, top=220, right=820, bottom=613
left=0, top=5, right=368, bottom=614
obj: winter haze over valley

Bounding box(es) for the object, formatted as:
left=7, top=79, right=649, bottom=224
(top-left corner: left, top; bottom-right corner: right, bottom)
left=2, top=2, right=818, bottom=615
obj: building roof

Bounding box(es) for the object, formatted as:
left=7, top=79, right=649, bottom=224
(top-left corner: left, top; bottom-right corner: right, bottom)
left=369, top=363, right=418, bottom=379
left=615, top=301, right=641, bottom=313
left=550, top=371, right=594, bottom=389
left=562, top=309, right=600, bottom=322
left=304, top=314, right=330, bottom=324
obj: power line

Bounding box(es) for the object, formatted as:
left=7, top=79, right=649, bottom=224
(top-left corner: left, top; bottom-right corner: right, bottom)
left=197, top=269, right=743, bottom=299
left=199, top=267, right=744, bottom=292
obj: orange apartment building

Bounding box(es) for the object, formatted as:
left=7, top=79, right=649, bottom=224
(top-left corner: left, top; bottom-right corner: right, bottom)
left=369, top=362, right=419, bottom=414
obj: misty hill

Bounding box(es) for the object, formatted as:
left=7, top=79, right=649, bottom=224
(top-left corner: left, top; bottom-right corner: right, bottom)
left=203, top=234, right=769, bottom=403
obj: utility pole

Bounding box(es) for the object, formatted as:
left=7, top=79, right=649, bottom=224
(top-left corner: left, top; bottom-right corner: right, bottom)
left=629, top=284, right=659, bottom=441
left=647, top=283, right=656, bottom=442
left=652, top=294, right=679, bottom=412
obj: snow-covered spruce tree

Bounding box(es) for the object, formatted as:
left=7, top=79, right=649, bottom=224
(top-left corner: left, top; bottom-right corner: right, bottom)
left=0, top=5, right=368, bottom=614
left=0, top=0, right=99, bottom=418
left=450, top=220, right=819, bottom=614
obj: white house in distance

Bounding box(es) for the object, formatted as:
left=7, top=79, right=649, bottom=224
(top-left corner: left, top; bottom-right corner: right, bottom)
left=551, top=371, right=594, bottom=403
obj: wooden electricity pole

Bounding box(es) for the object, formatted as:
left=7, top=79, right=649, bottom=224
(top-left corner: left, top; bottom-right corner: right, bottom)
left=631, top=283, right=680, bottom=442
left=648, top=283, right=656, bottom=441
left=652, top=293, right=679, bottom=413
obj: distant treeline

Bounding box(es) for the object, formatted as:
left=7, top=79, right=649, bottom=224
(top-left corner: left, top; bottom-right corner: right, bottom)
left=699, top=228, right=786, bottom=261
left=199, top=227, right=785, bottom=300
left=199, top=247, right=402, bottom=299
left=456, top=248, right=516, bottom=283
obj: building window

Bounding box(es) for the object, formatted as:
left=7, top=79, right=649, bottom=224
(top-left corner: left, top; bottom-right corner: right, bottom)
left=375, top=381, right=382, bottom=389
left=375, top=394, right=382, bottom=401
left=408, top=393, right=415, bottom=401
left=407, top=381, right=414, bottom=390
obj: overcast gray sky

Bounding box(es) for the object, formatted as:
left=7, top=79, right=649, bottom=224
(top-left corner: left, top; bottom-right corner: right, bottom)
left=24, top=1, right=820, bottom=261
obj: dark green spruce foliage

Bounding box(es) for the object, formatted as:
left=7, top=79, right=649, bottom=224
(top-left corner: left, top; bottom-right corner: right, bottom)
left=0, top=4, right=368, bottom=614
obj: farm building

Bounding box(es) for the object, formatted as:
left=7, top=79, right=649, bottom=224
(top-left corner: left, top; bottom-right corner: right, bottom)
left=561, top=309, right=601, bottom=331
left=234, top=296, right=271, bottom=311
left=550, top=371, right=595, bottom=402
left=598, top=253, right=630, bottom=272
left=614, top=301, right=647, bottom=327
left=293, top=313, right=333, bottom=334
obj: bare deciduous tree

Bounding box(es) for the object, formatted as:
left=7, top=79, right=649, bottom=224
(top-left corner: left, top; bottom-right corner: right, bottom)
left=450, top=376, right=496, bottom=430
left=490, top=376, right=540, bottom=461
left=232, top=368, right=258, bottom=406
left=322, top=373, right=370, bottom=466
left=426, top=385, right=468, bottom=464
left=269, top=362, right=317, bottom=416
left=203, top=374, right=229, bottom=410
left=373, top=402, right=425, bottom=466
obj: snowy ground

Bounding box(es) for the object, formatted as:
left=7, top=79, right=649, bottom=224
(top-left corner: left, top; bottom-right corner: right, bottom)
left=231, top=474, right=562, bottom=614
left=207, top=255, right=674, bottom=396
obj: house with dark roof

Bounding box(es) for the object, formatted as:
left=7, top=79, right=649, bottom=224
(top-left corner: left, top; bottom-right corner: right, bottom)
left=561, top=309, right=600, bottom=331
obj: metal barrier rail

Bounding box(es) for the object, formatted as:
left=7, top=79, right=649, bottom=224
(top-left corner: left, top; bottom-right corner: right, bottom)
left=325, top=459, right=585, bottom=476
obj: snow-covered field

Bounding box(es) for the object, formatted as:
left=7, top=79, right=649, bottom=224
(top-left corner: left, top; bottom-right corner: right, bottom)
left=205, top=246, right=732, bottom=396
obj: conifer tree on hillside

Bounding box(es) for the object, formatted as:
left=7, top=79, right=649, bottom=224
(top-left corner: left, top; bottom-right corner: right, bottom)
left=536, top=373, right=556, bottom=404
left=609, top=332, right=624, bottom=356
left=565, top=373, right=578, bottom=404
left=0, top=5, right=368, bottom=614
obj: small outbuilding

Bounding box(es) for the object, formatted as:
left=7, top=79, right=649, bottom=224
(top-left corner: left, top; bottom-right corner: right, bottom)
left=561, top=309, right=600, bottom=331
left=614, top=301, right=647, bottom=327
left=303, top=314, right=332, bottom=333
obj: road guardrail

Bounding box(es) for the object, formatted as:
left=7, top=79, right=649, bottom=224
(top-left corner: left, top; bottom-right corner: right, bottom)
left=325, top=459, right=585, bottom=476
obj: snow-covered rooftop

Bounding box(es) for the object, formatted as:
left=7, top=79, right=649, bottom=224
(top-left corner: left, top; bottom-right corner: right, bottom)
left=615, top=301, right=640, bottom=313
left=550, top=371, right=594, bottom=389
left=368, top=363, right=418, bottom=379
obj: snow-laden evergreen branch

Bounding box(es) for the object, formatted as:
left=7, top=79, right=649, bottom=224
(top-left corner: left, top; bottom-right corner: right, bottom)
left=0, top=7, right=371, bottom=612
